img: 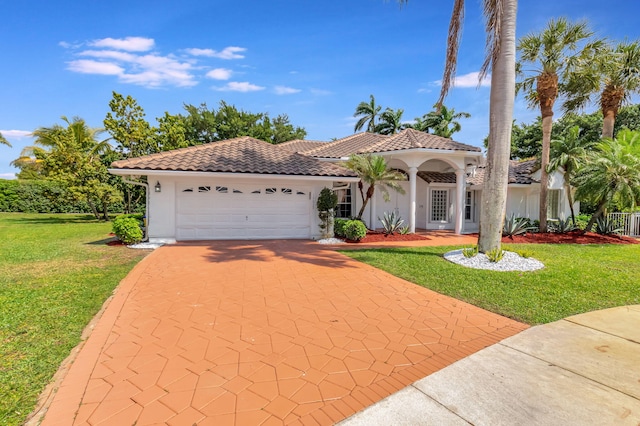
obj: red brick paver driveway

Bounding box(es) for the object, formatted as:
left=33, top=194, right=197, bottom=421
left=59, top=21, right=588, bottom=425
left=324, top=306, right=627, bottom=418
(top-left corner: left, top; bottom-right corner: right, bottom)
left=40, top=240, right=526, bottom=426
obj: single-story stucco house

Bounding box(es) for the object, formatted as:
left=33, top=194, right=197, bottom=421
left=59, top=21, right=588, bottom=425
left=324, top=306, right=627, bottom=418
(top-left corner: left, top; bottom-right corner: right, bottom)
left=109, top=128, right=574, bottom=242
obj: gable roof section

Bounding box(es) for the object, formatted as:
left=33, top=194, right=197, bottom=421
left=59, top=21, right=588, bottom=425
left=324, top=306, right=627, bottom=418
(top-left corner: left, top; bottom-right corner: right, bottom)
left=110, top=137, right=356, bottom=178
left=419, top=159, right=539, bottom=185
left=277, top=139, right=327, bottom=153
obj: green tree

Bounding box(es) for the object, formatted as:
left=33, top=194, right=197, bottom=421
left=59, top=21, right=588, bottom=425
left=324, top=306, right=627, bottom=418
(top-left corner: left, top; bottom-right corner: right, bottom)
left=0, top=132, right=11, bottom=147
left=565, top=40, right=640, bottom=139
left=353, top=95, right=382, bottom=133
left=548, top=125, right=596, bottom=225
left=104, top=92, right=154, bottom=158
left=342, top=154, right=406, bottom=221
left=573, top=129, right=640, bottom=231
left=375, top=108, right=407, bottom=135
left=420, top=104, right=470, bottom=138
left=27, top=117, right=117, bottom=220
left=517, top=18, right=599, bottom=232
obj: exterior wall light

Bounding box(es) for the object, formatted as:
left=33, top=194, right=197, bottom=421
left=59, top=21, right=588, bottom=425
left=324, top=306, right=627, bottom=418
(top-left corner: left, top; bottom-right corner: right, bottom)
left=154, top=181, right=161, bottom=193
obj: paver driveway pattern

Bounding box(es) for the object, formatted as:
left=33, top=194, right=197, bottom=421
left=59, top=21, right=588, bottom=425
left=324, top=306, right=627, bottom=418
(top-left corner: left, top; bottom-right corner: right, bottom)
left=40, top=240, right=527, bottom=426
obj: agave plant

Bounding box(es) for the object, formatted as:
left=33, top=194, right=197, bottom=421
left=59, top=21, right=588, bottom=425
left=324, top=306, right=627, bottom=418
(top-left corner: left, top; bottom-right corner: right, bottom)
left=594, top=216, right=624, bottom=235
left=550, top=216, right=576, bottom=234
left=503, top=213, right=533, bottom=237
left=379, top=211, right=405, bottom=235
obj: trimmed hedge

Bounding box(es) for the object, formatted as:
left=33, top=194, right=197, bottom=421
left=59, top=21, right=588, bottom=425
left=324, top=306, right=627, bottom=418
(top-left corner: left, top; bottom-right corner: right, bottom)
left=0, top=179, right=125, bottom=213
left=343, top=220, right=367, bottom=241
left=112, top=214, right=144, bottom=244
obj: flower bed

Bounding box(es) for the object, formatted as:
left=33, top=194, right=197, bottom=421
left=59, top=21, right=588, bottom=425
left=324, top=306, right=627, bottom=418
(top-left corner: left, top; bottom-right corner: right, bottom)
left=502, top=230, right=638, bottom=245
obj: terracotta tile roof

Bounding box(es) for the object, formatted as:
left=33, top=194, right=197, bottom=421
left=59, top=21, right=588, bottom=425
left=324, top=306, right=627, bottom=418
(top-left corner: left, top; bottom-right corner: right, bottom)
left=418, top=159, right=539, bottom=186
left=277, top=139, right=327, bottom=153
left=362, top=128, right=482, bottom=154
left=110, top=137, right=356, bottom=177
left=301, top=133, right=390, bottom=158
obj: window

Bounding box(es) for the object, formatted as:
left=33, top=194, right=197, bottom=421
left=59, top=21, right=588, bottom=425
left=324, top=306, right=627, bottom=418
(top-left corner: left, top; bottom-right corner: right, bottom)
left=334, top=185, right=352, bottom=218
left=252, top=189, right=261, bottom=194
left=431, top=189, right=448, bottom=222
left=548, top=189, right=560, bottom=220
left=215, top=186, right=228, bottom=193
left=233, top=189, right=243, bottom=193
left=465, top=191, right=474, bottom=221
left=198, top=186, right=211, bottom=193
left=182, top=188, right=194, bottom=192
left=266, top=187, right=277, bottom=194
left=281, top=188, right=292, bottom=195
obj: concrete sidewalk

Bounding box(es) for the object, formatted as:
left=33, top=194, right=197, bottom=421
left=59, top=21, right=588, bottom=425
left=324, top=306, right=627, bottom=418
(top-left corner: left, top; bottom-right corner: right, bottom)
left=340, top=305, right=640, bottom=425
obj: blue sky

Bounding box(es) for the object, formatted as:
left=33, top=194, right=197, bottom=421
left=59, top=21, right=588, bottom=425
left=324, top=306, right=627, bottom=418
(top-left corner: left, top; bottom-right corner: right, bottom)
left=1, top=0, right=637, bottom=178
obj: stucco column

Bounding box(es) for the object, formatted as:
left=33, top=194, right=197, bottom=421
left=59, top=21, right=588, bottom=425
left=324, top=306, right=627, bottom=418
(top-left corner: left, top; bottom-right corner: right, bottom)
left=408, top=167, right=418, bottom=233
left=455, top=169, right=465, bottom=234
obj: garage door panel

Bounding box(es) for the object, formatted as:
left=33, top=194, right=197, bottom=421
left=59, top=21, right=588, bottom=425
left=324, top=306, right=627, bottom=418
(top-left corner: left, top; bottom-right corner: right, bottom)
left=176, top=182, right=311, bottom=240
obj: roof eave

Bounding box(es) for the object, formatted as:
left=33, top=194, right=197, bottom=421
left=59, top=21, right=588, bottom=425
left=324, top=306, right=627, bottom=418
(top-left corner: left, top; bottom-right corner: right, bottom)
left=108, top=168, right=360, bottom=182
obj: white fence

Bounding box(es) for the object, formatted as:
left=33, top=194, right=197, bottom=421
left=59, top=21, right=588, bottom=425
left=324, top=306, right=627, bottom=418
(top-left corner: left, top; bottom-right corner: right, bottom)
left=607, top=212, right=640, bottom=237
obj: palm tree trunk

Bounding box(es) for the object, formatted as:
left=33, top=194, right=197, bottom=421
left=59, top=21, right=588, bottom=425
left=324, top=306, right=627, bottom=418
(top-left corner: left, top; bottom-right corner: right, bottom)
left=356, top=185, right=375, bottom=221
left=601, top=85, right=624, bottom=139
left=585, top=201, right=607, bottom=232
left=477, top=0, right=517, bottom=253
left=537, top=72, right=557, bottom=234
left=602, top=110, right=616, bottom=139
left=565, top=183, right=576, bottom=226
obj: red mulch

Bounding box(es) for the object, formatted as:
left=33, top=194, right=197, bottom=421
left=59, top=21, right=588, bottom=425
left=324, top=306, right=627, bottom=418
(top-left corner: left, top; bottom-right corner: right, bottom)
left=106, top=239, right=125, bottom=246
left=347, top=231, right=430, bottom=244
left=502, top=230, right=638, bottom=245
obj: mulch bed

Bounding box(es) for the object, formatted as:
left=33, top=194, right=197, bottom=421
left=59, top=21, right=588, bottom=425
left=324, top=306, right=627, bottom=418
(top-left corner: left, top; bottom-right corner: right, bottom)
left=502, top=230, right=638, bottom=245
left=348, top=231, right=430, bottom=244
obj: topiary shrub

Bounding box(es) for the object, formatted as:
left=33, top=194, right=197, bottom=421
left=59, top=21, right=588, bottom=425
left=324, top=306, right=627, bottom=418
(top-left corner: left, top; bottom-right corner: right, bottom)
left=334, top=218, right=348, bottom=238
left=112, top=215, right=143, bottom=245
left=317, top=187, right=338, bottom=238
left=344, top=220, right=367, bottom=241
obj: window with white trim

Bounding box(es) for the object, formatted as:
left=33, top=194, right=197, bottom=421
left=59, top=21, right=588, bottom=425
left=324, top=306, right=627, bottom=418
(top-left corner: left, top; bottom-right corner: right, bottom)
left=431, top=189, right=448, bottom=222
left=465, top=190, right=474, bottom=221
left=548, top=189, right=561, bottom=220
left=333, top=183, right=352, bottom=218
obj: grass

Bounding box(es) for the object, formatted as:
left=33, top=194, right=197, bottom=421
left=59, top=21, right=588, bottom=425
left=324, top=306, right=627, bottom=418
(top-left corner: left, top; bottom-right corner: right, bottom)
left=0, top=213, right=148, bottom=425
left=339, top=243, right=640, bottom=325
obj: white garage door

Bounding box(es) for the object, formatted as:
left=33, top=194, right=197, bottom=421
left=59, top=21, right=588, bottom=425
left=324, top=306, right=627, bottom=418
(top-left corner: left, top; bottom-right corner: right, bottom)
left=176, top=183, right=312, bottom=240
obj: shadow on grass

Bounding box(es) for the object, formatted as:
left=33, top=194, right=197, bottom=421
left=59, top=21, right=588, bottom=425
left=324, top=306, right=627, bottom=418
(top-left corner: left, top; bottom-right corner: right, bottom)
left=4, top=214, right=103, bottom=225
left=86, top=236, right=119, bottom=246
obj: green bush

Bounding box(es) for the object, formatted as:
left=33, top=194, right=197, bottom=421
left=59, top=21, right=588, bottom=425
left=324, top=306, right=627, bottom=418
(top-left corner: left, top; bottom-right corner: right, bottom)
left=485, top=248, right=504, bottom=263
left=334, top=218, right=348, bottom=237
left=574, top=214, right=590, bottom=230
left=344, top=220, right=367, bottom=241
left=462, top=246, right=478, bottom=258
left=112, top=215, right=143, bottom=244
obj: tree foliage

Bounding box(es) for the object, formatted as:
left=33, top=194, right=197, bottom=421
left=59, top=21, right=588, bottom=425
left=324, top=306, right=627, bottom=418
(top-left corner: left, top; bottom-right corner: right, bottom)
left=417, top=104, right=470, bottom=138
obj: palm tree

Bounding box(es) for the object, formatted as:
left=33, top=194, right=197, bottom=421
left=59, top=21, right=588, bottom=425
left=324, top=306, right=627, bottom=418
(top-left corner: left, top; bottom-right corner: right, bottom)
left=375, top=108, right=406, bottom=135
left=564, top=40, right=640, bottom=139
left=573, top=129, right=640, bottom=231
left=548, top=126, right=596, bottom=226
left=0, top=132, right=11, bottom=147
left=342, top=154, right=407, bottom=221
left=353, top=94, right=382, bottom=133
left=517, top=18, right=598, bottom=233
left=397, top=0, right=518, bottom=253
left=420, top=104, right=470, bottom=138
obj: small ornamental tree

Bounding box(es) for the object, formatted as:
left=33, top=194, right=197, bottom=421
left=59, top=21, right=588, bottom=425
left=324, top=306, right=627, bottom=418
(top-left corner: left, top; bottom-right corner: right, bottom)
left=317, top=187, right=338, bottom=238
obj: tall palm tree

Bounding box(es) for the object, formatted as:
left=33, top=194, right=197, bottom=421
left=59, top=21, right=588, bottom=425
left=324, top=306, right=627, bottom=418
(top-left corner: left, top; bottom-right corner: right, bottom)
left=564, top=40, right=640, bottom=139
left=574, top=129, right=640, bottom=231
left=353, top=94, right=382, bottom=133
left=398, top=0, right=518, bottom=252
left=421, top=104, right=470, bottom=138
left=0, top=132, right=11, bottom=147
left=342, top=154, right=407, bottom=221
left=375, top=108, right=406, bottom=135
left=548, top=126, right=596, bottom=226
left=517, top=18, right=598, bottom=233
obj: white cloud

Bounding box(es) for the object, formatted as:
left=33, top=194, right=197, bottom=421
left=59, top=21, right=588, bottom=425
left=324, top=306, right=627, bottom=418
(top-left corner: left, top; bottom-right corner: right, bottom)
left=89, top=37, right=154, bottom=52
left=214, top=81, right=265, bottom=92
left=78, top=50, right=137, bottom=62
left=0, top=130, right=32, bottom=138
left=206, top=68, right=233, bottom=80
left=0, top=173, right=16, bottom=180
left=433, top=71, right=491, bottom=89
left=417, top=88, right=432, bottom=94
left=274, top=85, right=301, bottom=95
left=185, top=46, right=246, bottom=59
left=67, top=59, right=124, bottom=75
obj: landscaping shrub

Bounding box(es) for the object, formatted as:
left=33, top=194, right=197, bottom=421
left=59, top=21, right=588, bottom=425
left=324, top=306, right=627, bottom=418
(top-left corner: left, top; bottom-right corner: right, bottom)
left=334, top=218, right=348, bottom=238
left=485, top=248, right=505, bottom=263
left=574, top=214, right=590, bottom=230
left=112, top=215, right=143, bottom=244
left=595, top=216, right=624, bottom=235
left=462, top=246, right=478, bottom=258
left=343, top=220, right=367, bottom=241
left=0, top=179, right=90, bottom=213
left=503, top=214, right=533, bottom=237
left=317, top=187, right=338, bottom=239
left=549, top=216, right=576, bottom=233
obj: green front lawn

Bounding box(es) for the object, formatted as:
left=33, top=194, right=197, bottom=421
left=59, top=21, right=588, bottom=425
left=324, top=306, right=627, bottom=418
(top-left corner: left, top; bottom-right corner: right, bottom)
left=340, top=243, right=640, bottom=325
left=0, top=213, right=148, bottom=425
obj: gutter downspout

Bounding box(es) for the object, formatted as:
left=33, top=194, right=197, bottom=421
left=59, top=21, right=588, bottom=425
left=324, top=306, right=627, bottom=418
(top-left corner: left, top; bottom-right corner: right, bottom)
left=121, top=177, right=150, bottom=242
